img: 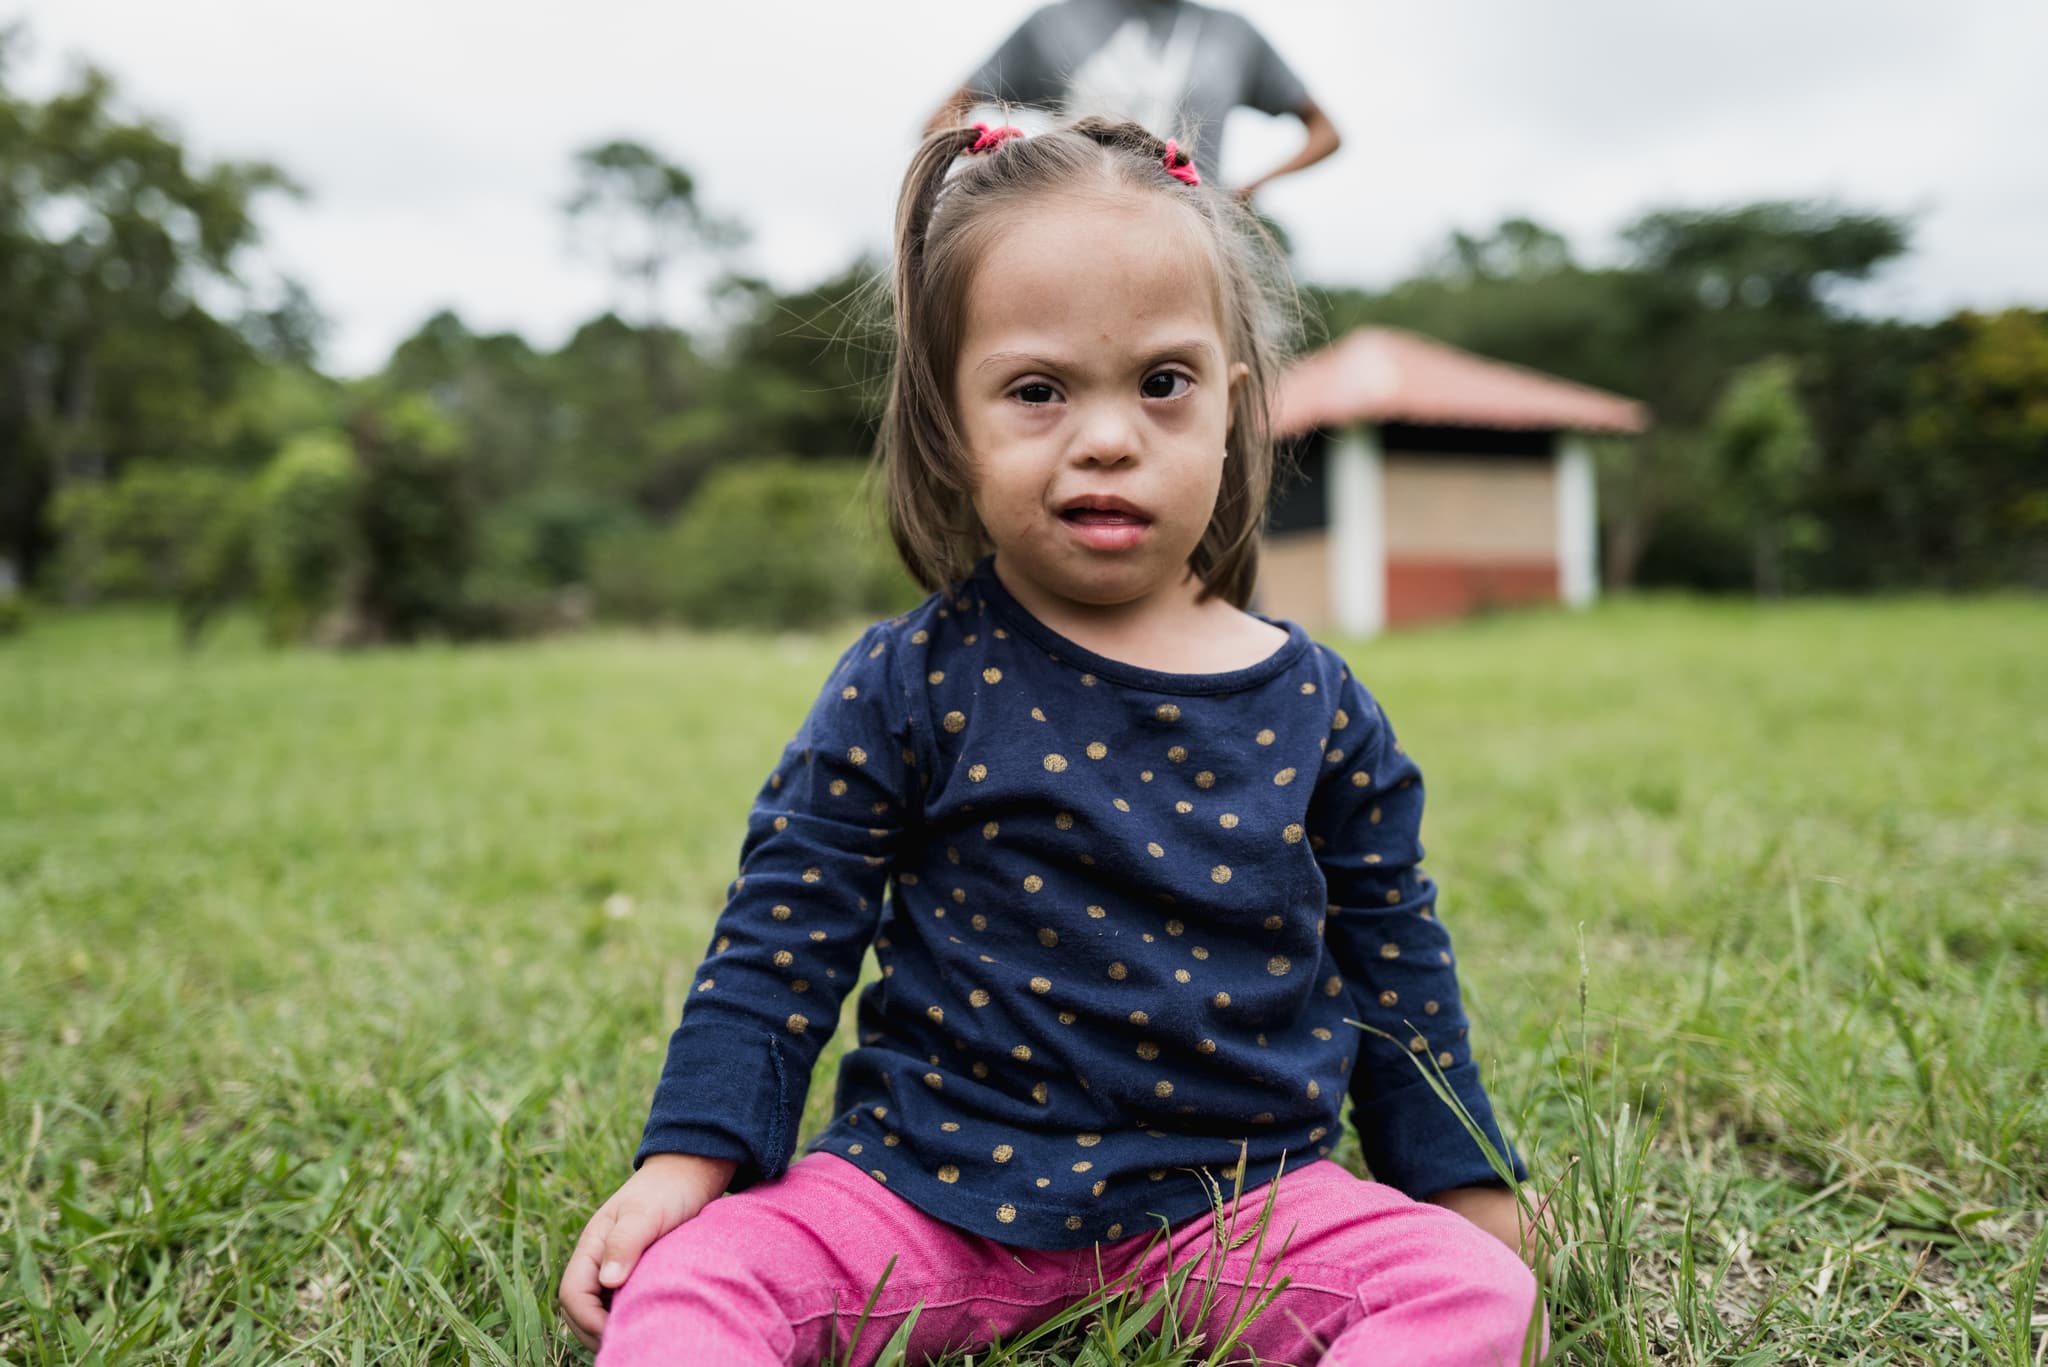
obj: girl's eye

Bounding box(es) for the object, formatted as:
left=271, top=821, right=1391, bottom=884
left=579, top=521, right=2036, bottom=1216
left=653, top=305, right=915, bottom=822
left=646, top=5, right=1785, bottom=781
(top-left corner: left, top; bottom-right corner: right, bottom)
left=1141, top=371, right=1192, bottom=400
left=1015, top=383, right=1058, bottom=405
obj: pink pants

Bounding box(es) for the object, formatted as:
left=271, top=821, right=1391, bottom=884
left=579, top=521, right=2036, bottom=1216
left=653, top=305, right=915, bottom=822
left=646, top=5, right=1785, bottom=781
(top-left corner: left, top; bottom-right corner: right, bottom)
left=597, top=1152, right=1545, bottom=1366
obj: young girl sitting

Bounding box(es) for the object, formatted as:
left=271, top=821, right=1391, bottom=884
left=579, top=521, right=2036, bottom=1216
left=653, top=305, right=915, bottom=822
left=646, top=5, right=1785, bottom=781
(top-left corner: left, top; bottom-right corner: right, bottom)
left=559, top=117, right=1545, bottom=1366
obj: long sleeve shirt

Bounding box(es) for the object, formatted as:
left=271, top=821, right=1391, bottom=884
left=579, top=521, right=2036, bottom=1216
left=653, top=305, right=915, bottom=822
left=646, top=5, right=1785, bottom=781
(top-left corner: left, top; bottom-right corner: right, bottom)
left=638, top=556, right=1522, bottom=1249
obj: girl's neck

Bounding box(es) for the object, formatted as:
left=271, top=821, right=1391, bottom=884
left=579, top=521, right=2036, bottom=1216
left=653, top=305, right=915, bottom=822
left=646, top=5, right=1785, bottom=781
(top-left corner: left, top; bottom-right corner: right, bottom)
left=988, top=553, right=1288, bottom=675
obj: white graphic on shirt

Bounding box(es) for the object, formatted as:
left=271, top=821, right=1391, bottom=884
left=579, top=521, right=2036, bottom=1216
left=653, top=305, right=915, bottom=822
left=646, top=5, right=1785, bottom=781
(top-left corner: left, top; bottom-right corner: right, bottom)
left=1065, top=12, right=1204, bottom=144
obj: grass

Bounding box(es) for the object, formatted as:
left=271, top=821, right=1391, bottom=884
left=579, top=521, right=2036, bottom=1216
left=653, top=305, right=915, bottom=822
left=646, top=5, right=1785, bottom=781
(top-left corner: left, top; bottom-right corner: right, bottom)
left=1, top=595, right=2044, bottom=1364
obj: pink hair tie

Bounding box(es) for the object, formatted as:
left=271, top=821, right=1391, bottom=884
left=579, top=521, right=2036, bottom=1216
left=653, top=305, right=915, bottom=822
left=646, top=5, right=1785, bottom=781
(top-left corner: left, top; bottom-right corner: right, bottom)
left=968, top=122, right=1024, bottom=154
left=1162, top=139, right=1200, bottom=185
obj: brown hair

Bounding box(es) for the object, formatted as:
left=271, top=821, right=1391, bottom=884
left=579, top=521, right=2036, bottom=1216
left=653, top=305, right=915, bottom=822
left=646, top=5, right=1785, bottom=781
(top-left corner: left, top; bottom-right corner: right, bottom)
left=879, top=116, right=1297, bottom=608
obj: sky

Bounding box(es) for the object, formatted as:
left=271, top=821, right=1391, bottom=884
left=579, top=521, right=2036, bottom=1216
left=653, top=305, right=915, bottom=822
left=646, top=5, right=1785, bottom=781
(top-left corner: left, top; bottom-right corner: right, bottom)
left=15, top=0, right=2048, bottom=375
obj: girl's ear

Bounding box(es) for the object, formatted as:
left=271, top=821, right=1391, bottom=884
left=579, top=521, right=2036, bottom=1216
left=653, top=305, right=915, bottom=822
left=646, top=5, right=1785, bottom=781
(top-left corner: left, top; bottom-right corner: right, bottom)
left=1225, top=361, right=1250, bottom=431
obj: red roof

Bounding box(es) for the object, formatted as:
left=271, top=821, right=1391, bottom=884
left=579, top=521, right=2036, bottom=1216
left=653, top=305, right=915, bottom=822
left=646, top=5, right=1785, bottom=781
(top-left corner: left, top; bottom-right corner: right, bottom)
left=1272, top=327, right=1649, bottom=438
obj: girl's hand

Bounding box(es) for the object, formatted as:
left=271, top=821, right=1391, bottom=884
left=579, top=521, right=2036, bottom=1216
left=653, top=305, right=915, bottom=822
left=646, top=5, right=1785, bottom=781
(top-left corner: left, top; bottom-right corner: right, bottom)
left=1426, top=1183, right=1554, bottom=1272
left=558, top=1153, right=740, bottom=1351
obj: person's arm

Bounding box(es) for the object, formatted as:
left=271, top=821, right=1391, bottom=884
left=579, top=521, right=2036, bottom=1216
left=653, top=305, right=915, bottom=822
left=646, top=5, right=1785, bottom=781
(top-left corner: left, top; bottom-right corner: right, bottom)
left=1305, top=661, right=1525, bottom=1202
left=559, top=620, right=921, bottom=1345
left=1237, top=98, right=1341, bottom=202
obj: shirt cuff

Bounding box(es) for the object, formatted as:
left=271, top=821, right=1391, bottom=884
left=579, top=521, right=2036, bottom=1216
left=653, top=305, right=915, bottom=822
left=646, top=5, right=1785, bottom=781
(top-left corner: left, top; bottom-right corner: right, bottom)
left=635, top=1014, right=809, bottom=1191
left=1351, top=1064, right=1526, bottom=1198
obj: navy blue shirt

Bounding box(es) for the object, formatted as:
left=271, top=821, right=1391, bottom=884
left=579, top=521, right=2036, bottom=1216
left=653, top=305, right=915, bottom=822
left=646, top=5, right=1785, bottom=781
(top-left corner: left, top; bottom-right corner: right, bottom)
left=639, top=557, right=1522, bottom=1249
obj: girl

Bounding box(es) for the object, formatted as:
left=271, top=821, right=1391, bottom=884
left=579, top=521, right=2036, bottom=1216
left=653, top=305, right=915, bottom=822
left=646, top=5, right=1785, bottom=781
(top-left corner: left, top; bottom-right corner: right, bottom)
left=560, top=118, right=1544, bottom=1366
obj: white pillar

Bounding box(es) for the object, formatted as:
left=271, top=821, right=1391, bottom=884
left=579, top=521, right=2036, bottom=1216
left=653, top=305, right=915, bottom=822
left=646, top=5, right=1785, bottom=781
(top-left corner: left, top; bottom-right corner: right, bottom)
left=1329, top=425, right=1385, bottom=637
left=1556, top=435, right=1598, bottom=608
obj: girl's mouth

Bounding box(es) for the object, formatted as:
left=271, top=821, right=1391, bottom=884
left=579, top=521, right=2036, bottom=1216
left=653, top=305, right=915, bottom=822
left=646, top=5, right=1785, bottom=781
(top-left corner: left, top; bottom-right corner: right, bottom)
left=1058, top=501, right=1152, bottom=550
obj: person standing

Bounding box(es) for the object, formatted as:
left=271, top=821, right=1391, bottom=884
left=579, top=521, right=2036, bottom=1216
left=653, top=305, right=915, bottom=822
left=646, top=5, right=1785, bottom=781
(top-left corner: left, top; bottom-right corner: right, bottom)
left=929, top=0, right=1340, bottom=202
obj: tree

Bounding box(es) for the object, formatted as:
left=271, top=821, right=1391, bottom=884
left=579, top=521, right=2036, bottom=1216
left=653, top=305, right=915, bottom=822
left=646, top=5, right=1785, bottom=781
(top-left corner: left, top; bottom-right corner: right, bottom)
left=1706, top=359, right=1820, bottom=595
left=0, top=28, right=297, bottom=586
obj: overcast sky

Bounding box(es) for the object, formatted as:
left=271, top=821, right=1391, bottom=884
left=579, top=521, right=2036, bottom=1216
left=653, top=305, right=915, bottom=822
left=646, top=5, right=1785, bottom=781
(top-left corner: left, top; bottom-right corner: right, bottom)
left=16, top=0, right=2047, bottom=375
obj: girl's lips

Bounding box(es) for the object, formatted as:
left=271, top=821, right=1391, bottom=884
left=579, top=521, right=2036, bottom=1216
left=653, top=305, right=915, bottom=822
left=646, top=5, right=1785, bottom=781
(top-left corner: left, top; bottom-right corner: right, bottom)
left=1059, top=507, right=1151, bottom=551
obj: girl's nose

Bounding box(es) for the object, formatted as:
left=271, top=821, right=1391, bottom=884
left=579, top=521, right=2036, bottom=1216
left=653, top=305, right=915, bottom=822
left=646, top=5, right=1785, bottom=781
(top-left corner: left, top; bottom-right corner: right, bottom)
left=1068, top=401, right=1142, bottom=468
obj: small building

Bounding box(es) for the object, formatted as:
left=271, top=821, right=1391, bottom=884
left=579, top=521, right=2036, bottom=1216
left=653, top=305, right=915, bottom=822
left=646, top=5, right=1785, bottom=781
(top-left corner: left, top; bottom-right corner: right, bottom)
left=1259, top=327, right=1648, bottom=634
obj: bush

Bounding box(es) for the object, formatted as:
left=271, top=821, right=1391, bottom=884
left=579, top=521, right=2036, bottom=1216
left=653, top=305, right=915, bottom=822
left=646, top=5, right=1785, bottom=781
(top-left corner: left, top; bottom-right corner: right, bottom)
left=49, top=464, right=256, bottom=645
left=613, top=459, right=918, bottom=630
left=0, top=593, right=26, bottom=638
left=252, top=433, right=360, bottom=643
left=480, top=487, right=638, bottom=590
left=350, top=396, right=478, bottom=642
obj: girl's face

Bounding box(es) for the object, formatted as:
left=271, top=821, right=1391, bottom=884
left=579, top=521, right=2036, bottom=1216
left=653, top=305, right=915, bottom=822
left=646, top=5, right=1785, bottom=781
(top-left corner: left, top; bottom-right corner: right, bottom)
left=953, top=193, right=1246, bottom=618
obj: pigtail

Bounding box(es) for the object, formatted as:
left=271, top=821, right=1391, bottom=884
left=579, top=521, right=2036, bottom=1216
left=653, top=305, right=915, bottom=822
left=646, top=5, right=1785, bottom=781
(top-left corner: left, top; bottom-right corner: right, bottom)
left=883, top=126, right=991, bottom=592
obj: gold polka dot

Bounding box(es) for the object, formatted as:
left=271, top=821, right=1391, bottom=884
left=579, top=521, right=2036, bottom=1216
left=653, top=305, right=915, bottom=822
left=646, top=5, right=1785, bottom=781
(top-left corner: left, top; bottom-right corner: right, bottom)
left=771, top=815, right=789, bottom=832
left=1055, top=811, right=1075, bottom=830
left=1080, top=673, right=1097, bottom=687
left=1307, top=1079, right=1321, bottom=1099
left=911, top=629, right=929, bottom=644
left=1011, top=1044, right=1032, bottom=1061
left=1267, top=955, right=1292, bottom=976
left=994, top=628, right=1007, bottom=639
left=983, top=667, right=1003, bottom=685
left=1031, top=707, right=1047, bottom=721
left=1380, top=943, right=1400, bottom=959
left=971, top=1061, right=988, bottom=1078
left=941, top=1122, right=960, bottom=1132
left=923, top=1072, right=943, bottom=1089
left=1311, top=1027, right=1332, bottom=1041
left=1211, top=865, right=1232, bottom=884
left=1036, top=1177, right=1051, bottom=1188
left=828, top=779, right=849, bottom=797
left=1037, top=927, right=1058, bottom=947
left=1136, top=1041, right=1160, bottom=1060
left=996, top=1203, right=1016, bottom=1223
left=1195, top=771, right=1215, bottom=789
left=938, top=1164, right=959, bottom=1183
left=883, top=1133, right=900, bottom=1147
left=1175, top=800, right=1193, bottom=814
left=1219, top=813, right=1239, bottom=829
left=847, top=746, right=867, bottom=766
left=1300, top=681, right=1317, bottom=695
left=1378, top=990, right=1399, bottom=1007
left=926, top=1005, right=944, bottom=1024
left=1263, top=914, right=1283, bottom=930
left=1146, top=842, right=1164, bottom=858
left=1212, top=991, right=1232, bottom=1008
left=696, top=978, right=714, bottom=991
left=928, top=670, right=945, bottom=685
left=1072, top=1160, right=1094, bottom=1173
left=1167, top=745, right=1188, bottom=763
left=1190, top=946, right=1209, bottom=960
left=1031, top=1081, right=1048, bottom=1103
left=970, top=914, right=987, bottom=930
left=1327, top=748, right=1346, bottom=765
left=1065, top=1215, right=1084, bottom=1230
left=952, top=887, right=966, bottom=903
left=1029, top=976, right=1052, bottom=994
left=1129, top=1009, right=1149, bottom=1026
left=1057, top=1010, right=1077, bottom=1024
left=1441, top=950, right=1453, bottom=964
left=981, top=821, right=1000, bottom=840
left=1113, top=798, right=1130, bottom=812
left=1023, top=874, right=1044, bottom=893
left=1044, top=753, right=1068, bottom=773
left=1153, top=1080, right=1174, bottom=1098
left=786, top=1014, right=809, bottom=1034
left=773, top=950, right=794, bottom=968
left=1086, top=904, right=1106, bottom=919
left=1255, top=728, right=1275, bottom=746
left=1438, top=1051, right=1455, bottom=1067
left=849, top=1142, right=863, bottom=1155
left=1107, top=962, right=1127, bottom=980
left=1086, top=741, right=1107, bottom=760
left=969, top=989, right=991, bottom=1007
left=1332, top=708, right=1349, bottom=730
left=1364, top=852, right=1383, bottom=864
left=1156, top=703, right=1181, bottom=722
left=1410, top=1036, right=1428, bottom=1053
left=1107, top=1222, right=1125, bottom=1237
left=1282, top=823, right=1304, bottom=844
left=1325, top=975, right=1344, bottom=996
left=968, top=763, right=988, bottom=781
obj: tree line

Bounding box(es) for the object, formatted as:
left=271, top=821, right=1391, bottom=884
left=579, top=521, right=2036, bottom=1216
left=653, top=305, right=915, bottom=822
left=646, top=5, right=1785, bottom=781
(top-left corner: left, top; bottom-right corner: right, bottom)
left=2, top=31, right=2041, bottom=644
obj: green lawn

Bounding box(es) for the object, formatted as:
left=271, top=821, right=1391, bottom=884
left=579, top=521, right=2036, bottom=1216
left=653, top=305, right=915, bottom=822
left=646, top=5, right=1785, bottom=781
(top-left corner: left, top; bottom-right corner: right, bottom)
left=2, top=597, right=2044, bottom=1364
